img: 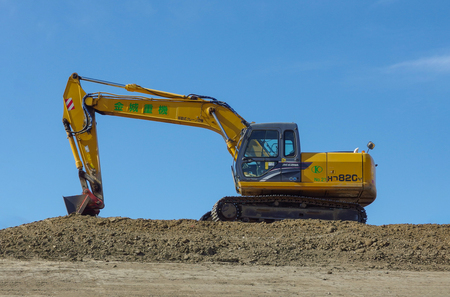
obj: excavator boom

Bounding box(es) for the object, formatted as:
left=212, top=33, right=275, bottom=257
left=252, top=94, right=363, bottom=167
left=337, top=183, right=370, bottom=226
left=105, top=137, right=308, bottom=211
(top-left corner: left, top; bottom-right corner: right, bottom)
left=62, top=73, right=248, bottom=215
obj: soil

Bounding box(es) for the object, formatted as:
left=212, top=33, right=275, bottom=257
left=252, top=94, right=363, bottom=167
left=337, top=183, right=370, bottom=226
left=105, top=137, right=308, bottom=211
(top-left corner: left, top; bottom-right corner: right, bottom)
left=1, top=215, right=449, bottom=296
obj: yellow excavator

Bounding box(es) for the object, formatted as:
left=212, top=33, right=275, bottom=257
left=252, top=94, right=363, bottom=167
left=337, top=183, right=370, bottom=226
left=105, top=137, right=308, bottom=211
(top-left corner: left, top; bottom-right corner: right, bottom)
left=62, top=73, right=377, bottom=223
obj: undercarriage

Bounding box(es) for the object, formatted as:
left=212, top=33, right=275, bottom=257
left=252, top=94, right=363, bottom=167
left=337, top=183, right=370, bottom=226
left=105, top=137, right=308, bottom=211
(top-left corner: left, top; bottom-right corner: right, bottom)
left=202, top=196, right=367, bottom=223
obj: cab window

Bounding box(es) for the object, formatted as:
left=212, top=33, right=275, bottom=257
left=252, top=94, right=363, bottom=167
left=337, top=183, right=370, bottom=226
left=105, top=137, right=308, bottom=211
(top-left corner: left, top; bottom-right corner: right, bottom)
left=242, top=161, right=276, bottom=177
left=244, top=130, right=279, bottom=158
left=242, top=130, right=279, bottom=178
left=284, top=130, right=296, bottom=157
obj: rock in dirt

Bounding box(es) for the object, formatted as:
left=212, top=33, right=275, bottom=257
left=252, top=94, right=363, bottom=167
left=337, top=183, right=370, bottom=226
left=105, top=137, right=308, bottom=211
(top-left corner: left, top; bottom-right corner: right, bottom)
left=0, top=214, right=449, bottom=271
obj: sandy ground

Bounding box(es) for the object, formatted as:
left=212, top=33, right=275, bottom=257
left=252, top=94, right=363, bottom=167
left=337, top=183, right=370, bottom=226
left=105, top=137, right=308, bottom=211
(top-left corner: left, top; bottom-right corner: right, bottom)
left=1, top=215, right=449, bottom=296
left=1, top=259, right=450, bottom=297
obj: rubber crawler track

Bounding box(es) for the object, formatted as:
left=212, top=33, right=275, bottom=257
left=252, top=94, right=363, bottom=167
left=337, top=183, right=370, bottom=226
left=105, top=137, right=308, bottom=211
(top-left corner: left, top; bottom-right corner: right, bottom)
left=211, top=195, right=367, bottom=223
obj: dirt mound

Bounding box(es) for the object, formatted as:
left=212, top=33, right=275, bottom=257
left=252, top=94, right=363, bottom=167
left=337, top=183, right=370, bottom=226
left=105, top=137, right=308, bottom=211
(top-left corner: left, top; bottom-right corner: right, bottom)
left=1, top=215, right=449, bottom=271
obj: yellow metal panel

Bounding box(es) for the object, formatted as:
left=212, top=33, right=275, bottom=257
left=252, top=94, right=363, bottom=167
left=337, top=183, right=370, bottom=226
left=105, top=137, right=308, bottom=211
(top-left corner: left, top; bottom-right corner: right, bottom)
left=360, top=153, right=377, bottom=204
left=327, top=153, right=363, bottom=185
left=301, top=153, right=327, bottom=183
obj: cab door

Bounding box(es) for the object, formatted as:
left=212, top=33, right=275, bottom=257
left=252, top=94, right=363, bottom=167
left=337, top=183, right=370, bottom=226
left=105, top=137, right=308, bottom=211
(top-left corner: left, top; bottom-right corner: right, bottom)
left=237, top=128, right=282, bottom=182
left=280, top=128, right=301, bottom=182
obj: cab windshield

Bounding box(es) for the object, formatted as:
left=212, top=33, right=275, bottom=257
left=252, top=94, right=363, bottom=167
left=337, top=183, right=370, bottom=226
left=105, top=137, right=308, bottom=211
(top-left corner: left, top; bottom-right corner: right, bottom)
left=244, top=130, right=279, bottom=158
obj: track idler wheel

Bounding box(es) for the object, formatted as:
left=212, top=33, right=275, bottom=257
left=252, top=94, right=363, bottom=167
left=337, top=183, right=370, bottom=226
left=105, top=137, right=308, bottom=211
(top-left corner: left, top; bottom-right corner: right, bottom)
left=211, top=200, right=240, bottom=222
left=199, top=211, right=212, bottom=221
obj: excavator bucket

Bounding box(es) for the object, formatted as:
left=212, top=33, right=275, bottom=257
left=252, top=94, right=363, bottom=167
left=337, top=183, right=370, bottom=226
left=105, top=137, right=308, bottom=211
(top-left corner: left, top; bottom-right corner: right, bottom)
left=63, top=189, right=104, bottom=216
left=63, top=194, right=89, bottom=214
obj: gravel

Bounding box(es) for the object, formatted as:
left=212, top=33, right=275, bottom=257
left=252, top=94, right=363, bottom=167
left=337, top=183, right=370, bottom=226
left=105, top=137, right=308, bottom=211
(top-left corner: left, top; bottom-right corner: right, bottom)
left=1, top=214, right=449, bottom=271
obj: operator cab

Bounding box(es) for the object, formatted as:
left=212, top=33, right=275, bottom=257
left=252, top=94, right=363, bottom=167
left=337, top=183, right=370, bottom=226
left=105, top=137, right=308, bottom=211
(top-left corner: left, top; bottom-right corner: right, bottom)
left=234, top=123, right=301, bottom=184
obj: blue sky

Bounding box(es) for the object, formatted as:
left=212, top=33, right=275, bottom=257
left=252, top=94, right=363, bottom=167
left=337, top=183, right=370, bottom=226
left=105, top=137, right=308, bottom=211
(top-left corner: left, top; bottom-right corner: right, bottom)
left=1, top=0, right=449, bottom=229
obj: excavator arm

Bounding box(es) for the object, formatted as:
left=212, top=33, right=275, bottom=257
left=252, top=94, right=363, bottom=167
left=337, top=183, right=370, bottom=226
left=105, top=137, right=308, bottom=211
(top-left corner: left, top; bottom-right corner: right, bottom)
left=62, top=73, right=249, bottom=215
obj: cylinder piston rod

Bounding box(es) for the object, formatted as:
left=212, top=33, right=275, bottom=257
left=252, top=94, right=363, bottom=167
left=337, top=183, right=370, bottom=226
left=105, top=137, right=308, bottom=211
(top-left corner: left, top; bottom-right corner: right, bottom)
left=208, top=107, right=229, bottom=142
left=74, top=73, right=126, bottom=88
